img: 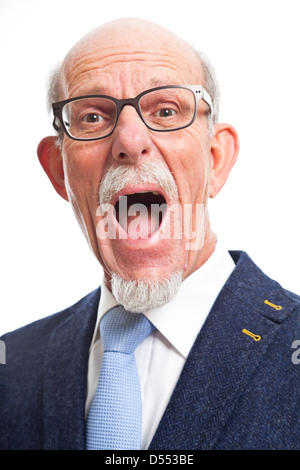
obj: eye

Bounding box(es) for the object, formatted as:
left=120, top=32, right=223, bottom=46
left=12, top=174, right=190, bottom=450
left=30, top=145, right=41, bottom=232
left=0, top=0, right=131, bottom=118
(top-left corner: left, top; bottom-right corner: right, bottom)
left=155, top=108, right=176, bottom=118
left=82, top=113, right=104, bottom=123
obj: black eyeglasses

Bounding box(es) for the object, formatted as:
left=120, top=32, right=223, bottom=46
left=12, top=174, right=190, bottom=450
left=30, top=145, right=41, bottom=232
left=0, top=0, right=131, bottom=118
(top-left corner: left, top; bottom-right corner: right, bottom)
left=52, top=85, right=213, bottom=142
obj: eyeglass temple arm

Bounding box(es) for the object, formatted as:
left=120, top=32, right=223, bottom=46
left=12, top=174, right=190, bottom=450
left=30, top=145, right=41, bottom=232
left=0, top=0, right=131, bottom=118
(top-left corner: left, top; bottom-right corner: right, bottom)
left=52, top=114, right=70, bottom=132
left=52, top=116, right=59, bottom=131
left=202, top=87, right=214, bottom=118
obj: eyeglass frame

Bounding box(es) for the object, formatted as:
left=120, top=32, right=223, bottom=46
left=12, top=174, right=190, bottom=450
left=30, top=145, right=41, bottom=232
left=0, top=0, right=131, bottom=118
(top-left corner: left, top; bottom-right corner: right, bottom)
left=52, top=84, right=214, bottom=142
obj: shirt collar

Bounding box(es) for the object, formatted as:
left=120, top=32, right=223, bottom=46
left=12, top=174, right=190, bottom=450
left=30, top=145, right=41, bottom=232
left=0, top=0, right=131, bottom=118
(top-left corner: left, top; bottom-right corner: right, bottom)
left=92, top=242, right=235, bottom=359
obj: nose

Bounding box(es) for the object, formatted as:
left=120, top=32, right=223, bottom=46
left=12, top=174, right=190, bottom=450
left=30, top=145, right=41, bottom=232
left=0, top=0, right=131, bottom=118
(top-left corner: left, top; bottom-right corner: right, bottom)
left=111, top=105, right=153, bottom=164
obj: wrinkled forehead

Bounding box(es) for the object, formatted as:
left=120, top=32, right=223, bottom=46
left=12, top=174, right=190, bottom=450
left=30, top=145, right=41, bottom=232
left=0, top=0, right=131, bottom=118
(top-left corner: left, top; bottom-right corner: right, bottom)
left=60, top=19, right=204, bottom=97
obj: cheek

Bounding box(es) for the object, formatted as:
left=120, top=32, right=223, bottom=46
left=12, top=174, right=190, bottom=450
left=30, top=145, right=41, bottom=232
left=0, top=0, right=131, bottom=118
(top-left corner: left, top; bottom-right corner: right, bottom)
left=159, top=128, right=212, bottom=204
left=168, top=130, right=211, bottom=248
left=62, top=141, right=108, bottom=202
left=61, top=142, right=112, bottom=249
left=61, top=142, right=114, bottom=264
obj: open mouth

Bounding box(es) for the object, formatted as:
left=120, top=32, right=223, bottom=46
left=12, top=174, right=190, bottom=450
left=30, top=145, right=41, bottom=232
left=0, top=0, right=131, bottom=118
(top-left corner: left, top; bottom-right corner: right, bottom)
left=114, top=191, right=168, bottom=239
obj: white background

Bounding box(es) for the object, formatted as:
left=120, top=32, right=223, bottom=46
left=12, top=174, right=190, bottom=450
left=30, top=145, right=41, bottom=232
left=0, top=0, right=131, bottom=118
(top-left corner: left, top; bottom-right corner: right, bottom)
left=1, top=0, right=300, bottom=335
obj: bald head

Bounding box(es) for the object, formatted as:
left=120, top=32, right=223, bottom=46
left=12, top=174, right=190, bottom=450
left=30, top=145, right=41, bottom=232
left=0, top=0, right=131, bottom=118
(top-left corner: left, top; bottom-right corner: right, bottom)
left=67, top=18, right=194, bottom=55
left=61, top=19, right=202, bottom=94
left=48, top=18, right=219, bottom=134
left=64, top=18, right=201, bottom=74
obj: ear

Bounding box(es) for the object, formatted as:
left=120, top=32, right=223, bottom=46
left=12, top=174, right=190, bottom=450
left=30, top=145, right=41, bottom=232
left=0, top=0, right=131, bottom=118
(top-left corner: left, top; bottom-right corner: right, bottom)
left=37, top=136, right=69, bottom=201
left=209, top=123, right=240, bottom=198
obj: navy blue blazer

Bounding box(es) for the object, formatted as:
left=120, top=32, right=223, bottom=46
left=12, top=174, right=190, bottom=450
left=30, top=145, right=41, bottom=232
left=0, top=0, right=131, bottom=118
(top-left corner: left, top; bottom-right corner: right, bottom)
left=1, top=251, right=300, bottom=450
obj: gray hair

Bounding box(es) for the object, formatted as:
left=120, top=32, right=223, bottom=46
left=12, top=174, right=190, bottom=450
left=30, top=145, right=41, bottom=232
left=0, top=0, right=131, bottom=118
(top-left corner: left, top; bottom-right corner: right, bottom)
left=195, top=50, right=220, bottom=126
left=47, top=47, right=220, bottom=144
left=47, top=65, right=64, bottom=146
left=47, top=65, right=61, bottom=113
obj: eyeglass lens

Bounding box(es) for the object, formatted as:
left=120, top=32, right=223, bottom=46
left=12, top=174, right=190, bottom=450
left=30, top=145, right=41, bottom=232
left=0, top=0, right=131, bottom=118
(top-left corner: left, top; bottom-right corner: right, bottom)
left=62, top=97, right=117, bottom=140
left=62, top=87, right=196, bottom=140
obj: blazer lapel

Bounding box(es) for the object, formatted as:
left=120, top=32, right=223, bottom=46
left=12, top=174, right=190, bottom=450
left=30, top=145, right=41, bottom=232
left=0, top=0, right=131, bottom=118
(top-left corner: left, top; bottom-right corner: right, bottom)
left=42, top=288, right=100, bottom=450
left=149, top=252, right=298, bottom=450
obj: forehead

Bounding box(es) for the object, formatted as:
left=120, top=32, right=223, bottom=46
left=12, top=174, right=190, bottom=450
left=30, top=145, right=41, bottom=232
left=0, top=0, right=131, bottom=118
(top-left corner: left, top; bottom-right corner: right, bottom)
left=61, top=22, right=203, bottom=97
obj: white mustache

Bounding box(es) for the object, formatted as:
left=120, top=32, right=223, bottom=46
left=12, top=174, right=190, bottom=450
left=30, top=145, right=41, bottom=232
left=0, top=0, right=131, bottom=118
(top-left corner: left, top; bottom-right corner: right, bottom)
left=98, top=161, right=178, bottom=204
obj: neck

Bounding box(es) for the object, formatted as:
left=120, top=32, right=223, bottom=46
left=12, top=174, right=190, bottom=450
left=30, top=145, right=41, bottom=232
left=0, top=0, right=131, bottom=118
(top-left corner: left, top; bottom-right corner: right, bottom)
left=183, top=222, right=217, bottom=281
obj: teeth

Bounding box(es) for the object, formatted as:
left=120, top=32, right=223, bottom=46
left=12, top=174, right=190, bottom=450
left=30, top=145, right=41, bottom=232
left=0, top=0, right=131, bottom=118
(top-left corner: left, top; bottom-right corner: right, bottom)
left=125, top=190, right=160, bottom=196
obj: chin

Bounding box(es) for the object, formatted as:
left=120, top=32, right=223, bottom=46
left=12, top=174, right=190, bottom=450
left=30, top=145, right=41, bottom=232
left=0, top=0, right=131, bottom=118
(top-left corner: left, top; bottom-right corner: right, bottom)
left=110, top=269, right=183, bottom=313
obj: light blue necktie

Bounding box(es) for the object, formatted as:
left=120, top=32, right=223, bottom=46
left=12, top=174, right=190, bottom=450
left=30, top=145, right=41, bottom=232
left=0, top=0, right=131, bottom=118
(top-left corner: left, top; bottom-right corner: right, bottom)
left=85, top=306, right=154, bottom=450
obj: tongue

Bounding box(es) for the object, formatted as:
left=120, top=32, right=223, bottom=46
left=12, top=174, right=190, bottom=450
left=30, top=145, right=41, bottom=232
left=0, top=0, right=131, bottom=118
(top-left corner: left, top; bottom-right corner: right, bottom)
left=128, top=209, right=158, bottom=239
left=117, top=196, right=161, bottom=239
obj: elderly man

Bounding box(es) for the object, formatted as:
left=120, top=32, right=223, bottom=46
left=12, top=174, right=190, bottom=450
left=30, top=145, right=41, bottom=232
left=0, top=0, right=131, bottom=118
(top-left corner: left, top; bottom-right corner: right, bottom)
left=1, top=18, right=300, bottom=451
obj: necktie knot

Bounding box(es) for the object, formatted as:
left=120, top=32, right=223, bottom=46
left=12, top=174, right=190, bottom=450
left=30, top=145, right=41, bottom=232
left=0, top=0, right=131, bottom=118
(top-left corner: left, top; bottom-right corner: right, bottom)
left=100, top=306, right=154, bottom=354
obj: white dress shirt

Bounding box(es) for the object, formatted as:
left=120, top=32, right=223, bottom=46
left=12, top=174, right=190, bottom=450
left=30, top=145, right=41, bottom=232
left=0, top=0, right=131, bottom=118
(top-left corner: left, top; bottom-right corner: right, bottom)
left=85, top=242, right=235, bottom=449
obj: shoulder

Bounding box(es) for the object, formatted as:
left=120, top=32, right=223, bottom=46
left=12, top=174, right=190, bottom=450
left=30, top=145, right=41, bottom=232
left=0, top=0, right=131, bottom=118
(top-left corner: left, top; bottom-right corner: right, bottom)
left=0, top=287, right=101, bottom=366
left=0, top=287, right=100, bottom=449
left=228, top=250, right=300, bottom=302
left=227, top=250, right=300, bottom=326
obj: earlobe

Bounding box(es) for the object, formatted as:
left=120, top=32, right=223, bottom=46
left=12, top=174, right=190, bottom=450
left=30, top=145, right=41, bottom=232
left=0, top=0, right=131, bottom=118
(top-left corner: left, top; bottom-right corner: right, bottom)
left=209, top=123, right=240, bottom=198
left=37, top=136, right=69, bottom=201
